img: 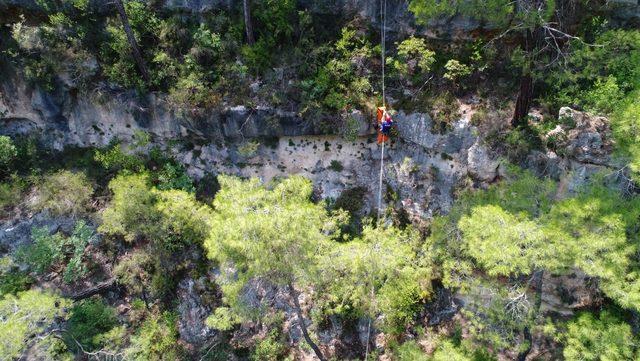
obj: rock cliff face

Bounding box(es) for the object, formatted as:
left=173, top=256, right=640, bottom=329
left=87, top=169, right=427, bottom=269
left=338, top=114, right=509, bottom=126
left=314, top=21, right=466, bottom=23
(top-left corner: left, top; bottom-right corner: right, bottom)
left=0, top=71, right=618, bottom=221
left=1, top=67, right=506, bottom=221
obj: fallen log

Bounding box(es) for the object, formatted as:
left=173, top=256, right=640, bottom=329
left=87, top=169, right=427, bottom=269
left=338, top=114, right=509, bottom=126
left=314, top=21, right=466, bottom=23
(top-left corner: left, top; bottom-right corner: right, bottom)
left=69, top=278, right=117, bottom=301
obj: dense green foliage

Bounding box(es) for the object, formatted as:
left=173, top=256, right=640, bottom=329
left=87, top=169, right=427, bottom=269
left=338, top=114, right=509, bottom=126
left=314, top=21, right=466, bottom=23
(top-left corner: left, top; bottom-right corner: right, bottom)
left=30, top=170, right=93, bottom=216
left=563, top=311, right=636, bottom=360
left=65, top=298, right=119, bottom=351
left=17, top=220, right=94, bottom=283
left=0, top=290, right=70, bottom=359
left=0, top=136, right=17, bottom=171
left=320, top=224, right=433, bottom=334
left=0, top=256, right=34, bottom=297
left=205, top=175, right=343, bottom=320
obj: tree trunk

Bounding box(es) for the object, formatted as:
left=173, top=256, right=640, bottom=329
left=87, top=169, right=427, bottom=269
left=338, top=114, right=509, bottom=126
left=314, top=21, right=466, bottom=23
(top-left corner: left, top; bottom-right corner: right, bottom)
left=512, top=73, right=533, bottom=128
left=287, top=283, right=326, bottom=361
left=516, top=269, right=544, bottom=361
left=532, top=269, right=544, bottom=313
left=511, top=28, right=537, bottom=128
left=243, top=0, right=255, bottom=45
left=69, top=278, right=117, bottom=300
left=114, top=0, right=151, bottom=86
left=517, top=327, right=532, bottom=361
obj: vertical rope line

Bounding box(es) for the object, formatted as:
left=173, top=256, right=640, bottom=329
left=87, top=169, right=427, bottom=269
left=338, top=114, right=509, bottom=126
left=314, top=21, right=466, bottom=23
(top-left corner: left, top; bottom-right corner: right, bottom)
left=368, top=2, right=387, bottom=358
left=377, top=141, right=385, bottom=223
left=381, top=0, right=386, bottom=107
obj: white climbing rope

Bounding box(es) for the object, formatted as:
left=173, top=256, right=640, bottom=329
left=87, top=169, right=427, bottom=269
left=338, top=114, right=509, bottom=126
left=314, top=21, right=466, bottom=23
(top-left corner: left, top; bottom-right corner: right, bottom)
left=367, top=1, right=388, bottom=359
left=376, top=140, right=385, bottom=222
left=376, top=0, right=387, bottom=225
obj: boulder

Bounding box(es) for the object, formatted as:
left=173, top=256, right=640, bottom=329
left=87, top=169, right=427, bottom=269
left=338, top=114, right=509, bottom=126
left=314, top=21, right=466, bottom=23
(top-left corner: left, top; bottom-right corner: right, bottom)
left=559, top=107, right=612, bottom=166
left=467, top=140, right=500, bottom=182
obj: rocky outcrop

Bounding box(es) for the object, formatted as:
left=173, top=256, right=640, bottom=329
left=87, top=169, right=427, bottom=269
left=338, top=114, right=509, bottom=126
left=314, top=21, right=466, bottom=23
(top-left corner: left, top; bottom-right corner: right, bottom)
left=559, top=107, right=612, bottom=166
left=1, top=68, right=487, bottom=220
left=0, top=74, right=372, bottom=150
left=527, top=107, right=617, bottom=194
left=466, top=140, right=501, bottom=182
left=177, top=277, right=218, bottom=346
left=0, top=211, right=77, bottom=254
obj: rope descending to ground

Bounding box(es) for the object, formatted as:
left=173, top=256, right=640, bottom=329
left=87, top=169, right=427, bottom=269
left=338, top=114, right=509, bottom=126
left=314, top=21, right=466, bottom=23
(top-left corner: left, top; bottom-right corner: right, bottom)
left=367, top=0, right=388, bottom=359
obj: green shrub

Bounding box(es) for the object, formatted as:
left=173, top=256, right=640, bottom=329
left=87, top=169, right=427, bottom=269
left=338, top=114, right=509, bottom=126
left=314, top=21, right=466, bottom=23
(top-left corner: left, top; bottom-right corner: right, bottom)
left=0, top=176, right=26, bottom=218
left=17, top=221, right=93, bottom=282
left=65, top=298, right=118, bottom=352
left=301, top=25, right=375, bottom=112
left=328, top=160, right=344, bottom=172
left=430, top=92, right=460, bottom=132
left=252, top=329, right=287, bottom=361
left=545, top=29, right=640, bottom=112
left=155, top=163, right=195, bottom=193
left=0, top=290, right=70, bottom=360
left=563, top=311, right=636, bottom=361
left=444, top=59, right=472, bottom=85
left=238, top=141, right=260, bottom=158
left=611, top=91, right=640, bottom=178
left=17, top=226, right=65, bottom=274
left=61, top=220, right=94, bottom=283
left=100, top=1, right=161, bottom=90
left=0, top=256, right=34, bottom=296
left=394, top=340, right=428, bottom=361
left=101, top=173, right=210, bottom=248
left=100, top=173, right=159, bottom=243
left=94, top=143, right=145, bottom=174
left=124, top=312, right=185, bottom=360
left=389, top=36, right=436, bottom=85
left=378, top=272, right=423, bottom=334
left=31, top=170, right=93, bottom=216
left=583, top=75, right=624, bottom=113
left=0, top=136, right=17, bottom=170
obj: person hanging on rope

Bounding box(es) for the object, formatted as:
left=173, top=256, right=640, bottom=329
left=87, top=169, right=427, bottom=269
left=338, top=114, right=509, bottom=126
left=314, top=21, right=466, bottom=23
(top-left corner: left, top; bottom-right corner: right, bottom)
left=376, top=107, right=394, bottom=144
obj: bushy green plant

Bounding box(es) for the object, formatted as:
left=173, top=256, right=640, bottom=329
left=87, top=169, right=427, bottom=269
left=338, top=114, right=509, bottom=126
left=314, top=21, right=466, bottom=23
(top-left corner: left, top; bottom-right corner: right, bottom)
left=444, top=59, right=472, bottom=85
left=65, top=298, right=118, bottom=352
left=545, top=29, right=640, bottom=113
left=0, top=175, right=26, bottom=218
left=155, top=163, right=195, bottom=193
left=611, top=91, right=640, bottom=179
left=252, top=329, right=288, bottom=361
left=328, top=160, right=344, bottom=172
left=0, top=256, right=34, bottom=296
left=301, top=25, right=375, bottom=112
left=100, top=173, right=158, bottom=243
left=394, top=340, right=428, bottom=361
left=31, top=170, right=93, bottom=216
left=563, top=311, right=636, bottom=361
left=430, top=92, right=460, bottom=132
left=94, top=143, right=145, bottom=174
left=61, top=220, right=94, bottom=283
left=389, top=36, right=436, bottom=85
left=319, top=225, right=432, bottom=335
left=0, top=136, right=17, bottom=170
left=18, top=226, right=65, bottom=274
left=17, top=221, right=93, bottom=283
left=437, top=167, right=640, bottom=314
left=205, top=307, right=239, bottom=331
left=124, top=312, right=185, bottom=360
left=113, top=249, right=155, bottom=302
left=100, top=1, right=161, bottom=90
left=101, top=173, right=210, bottom=248
left=0, top=290, right=70, bottom=360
